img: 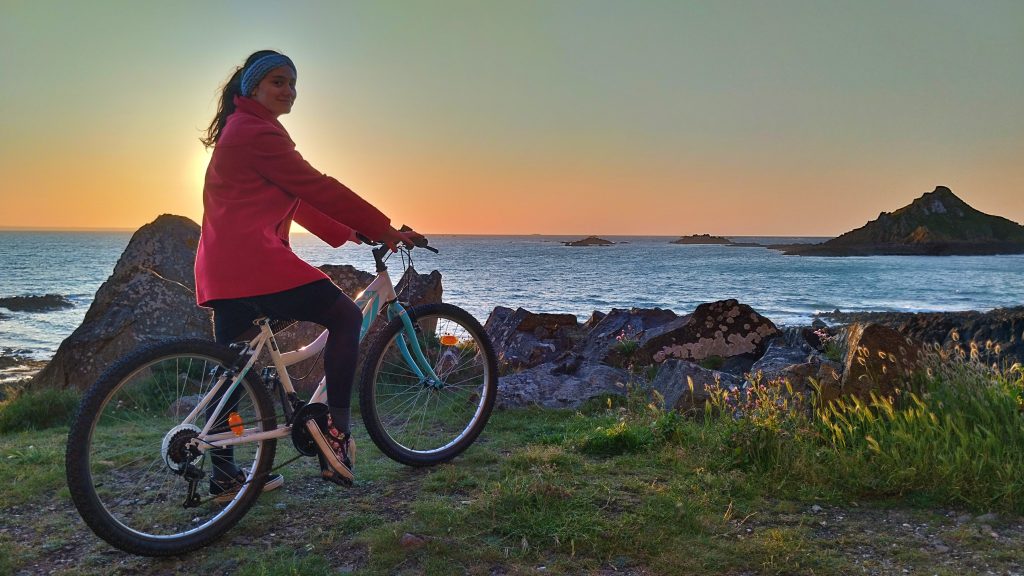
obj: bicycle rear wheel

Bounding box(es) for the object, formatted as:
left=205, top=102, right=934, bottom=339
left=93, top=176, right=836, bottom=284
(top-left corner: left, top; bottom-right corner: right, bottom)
left=359, top=303, right=497, bottom=466
left=65, top=339, right=277, bottom=556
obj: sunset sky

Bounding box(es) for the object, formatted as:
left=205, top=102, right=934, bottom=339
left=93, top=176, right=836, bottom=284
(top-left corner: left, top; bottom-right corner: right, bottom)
left=2, top=1, right=1021, bottom=236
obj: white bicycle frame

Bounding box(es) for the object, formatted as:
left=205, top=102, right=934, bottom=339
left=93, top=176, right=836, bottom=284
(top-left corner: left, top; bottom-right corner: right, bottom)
left=180, top=264, right=445, bottom=452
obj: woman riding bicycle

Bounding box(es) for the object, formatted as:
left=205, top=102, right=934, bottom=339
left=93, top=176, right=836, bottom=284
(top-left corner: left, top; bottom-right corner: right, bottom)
left=196, top=49, right=421, bottom=493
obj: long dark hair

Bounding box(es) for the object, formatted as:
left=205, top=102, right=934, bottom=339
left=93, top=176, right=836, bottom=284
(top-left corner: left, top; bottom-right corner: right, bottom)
left=201, top=50, right=283, bottom=149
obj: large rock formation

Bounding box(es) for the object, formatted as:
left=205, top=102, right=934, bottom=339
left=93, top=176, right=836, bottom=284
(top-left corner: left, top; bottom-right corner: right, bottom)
left=782, top=186, right=1024, bottom=256
left=33, top=215, right=210, bottom=389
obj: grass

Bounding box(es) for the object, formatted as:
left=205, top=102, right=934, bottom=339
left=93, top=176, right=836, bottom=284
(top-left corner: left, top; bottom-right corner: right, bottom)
left=1, top=350, right=1023, bottom=574
left=0, top=386, right=80, bottom=433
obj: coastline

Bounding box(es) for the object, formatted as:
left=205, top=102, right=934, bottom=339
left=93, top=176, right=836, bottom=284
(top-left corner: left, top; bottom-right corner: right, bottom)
left=5, top=303, right=1022, bottom=391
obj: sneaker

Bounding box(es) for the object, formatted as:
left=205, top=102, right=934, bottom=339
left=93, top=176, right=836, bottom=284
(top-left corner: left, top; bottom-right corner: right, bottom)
left=210, top=470, right=284, bottom=503
left=305, top=416, right=355, bottom=486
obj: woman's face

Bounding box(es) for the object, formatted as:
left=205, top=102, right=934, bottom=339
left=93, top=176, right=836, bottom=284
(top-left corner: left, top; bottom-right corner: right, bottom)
left=251, top=66, right=296, bottom=117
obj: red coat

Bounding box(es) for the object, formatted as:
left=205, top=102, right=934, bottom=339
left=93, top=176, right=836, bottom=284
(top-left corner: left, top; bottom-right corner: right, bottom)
left=195, top=96, right=391, bottom=305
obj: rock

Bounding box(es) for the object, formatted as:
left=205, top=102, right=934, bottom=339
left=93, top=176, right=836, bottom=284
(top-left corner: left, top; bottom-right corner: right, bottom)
left=581, top=311, right=606, bottom=331
left=563, top=236, right=614, bottom=247
left=32, top=215, right=212, bottom=389
left=167, top=394, right=203, bottom=417
left=839, top=323, right=923, bottom=399
left=575, top=307, right=678, bottom=365
left=0, top=294, right=74, bottom=312
left=670, top=234, right=733, bottom=245
left=484, top=307, right=579, bottom=370
left=974, top=513, right=999, bottom=524
left=497, top=362, right=632, bottom=409
left=645, top=300, right=779, bottom=364
left=649, top=359, right=740, bottom=413
left=748, top=339, right=812, bottom=383
left=717, top=353, right=759, bottom=377
left=400, top=533, right=427, bottom=549
left=818, top=306, right=1024, bottom=365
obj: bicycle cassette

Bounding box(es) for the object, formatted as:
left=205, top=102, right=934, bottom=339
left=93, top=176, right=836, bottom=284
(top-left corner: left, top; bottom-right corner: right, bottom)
left=291, top=402, right=330, bottom=457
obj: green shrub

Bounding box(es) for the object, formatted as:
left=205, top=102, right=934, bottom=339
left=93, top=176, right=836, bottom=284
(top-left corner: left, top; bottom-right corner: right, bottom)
left=0, top=387, right=80, bottom=433
left=579, top=420, right=655, bottom=456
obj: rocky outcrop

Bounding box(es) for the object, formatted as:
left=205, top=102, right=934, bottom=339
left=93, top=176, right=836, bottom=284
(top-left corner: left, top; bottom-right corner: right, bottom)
left=0, top=294, right=74, bottom=312
left=818, top=306, right=1024, bottom=365
left=781, top=186, right=1024, bottom=256
left=644, top=300, right=779, bottom=364
left=670, top=234, right=732, bottom=245
left=497, top=361, right=631, bottom=409
left=575, top=307, right=678, bottom=366
left=32, top=215, right=210, bottom=389
left=484, top=307, right=579, bottom=370
left=839, top=323, right=923, bottom=399
left=563, top=236, right=614, bottom=247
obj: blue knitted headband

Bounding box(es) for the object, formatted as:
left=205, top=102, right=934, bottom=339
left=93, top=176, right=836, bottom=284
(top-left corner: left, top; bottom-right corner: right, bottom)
left=240, top=54, right=297, bottom=97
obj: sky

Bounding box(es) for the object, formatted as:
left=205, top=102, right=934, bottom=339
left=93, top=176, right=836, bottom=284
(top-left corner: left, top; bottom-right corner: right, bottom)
left=1, top=1, right=1022, bottom=236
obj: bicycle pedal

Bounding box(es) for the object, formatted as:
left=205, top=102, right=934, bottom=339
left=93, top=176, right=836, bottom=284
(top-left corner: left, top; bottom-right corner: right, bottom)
left=290, top=402, right=329, bottom=457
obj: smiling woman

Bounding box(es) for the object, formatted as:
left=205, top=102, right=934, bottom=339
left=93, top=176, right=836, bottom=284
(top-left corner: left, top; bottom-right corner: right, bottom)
left=194, top=49, right=423, bottom=497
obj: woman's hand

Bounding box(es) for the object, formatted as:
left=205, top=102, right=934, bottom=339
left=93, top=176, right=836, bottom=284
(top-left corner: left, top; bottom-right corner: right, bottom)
left=378, top=225, right=424, bottom=252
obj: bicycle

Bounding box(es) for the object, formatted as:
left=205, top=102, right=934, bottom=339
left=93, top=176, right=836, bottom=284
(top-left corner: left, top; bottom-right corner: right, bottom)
left=65, top=238, right=498, bottom=556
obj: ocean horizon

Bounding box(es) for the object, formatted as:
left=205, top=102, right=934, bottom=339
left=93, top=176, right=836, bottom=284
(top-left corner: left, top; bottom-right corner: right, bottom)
left=2, top=230, right=1024, bottom=362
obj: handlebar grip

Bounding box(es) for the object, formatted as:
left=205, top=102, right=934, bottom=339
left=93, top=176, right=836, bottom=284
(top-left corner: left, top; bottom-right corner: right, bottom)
left=398, top=224, right=436, bottom=251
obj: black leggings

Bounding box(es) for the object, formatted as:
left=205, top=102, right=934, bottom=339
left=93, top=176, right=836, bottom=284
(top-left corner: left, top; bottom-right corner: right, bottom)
left=208, top=279, right=362, bottom=433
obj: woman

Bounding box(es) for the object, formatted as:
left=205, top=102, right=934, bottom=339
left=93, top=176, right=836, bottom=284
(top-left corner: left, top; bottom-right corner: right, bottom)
left=196, top=50, right=419, bottom=494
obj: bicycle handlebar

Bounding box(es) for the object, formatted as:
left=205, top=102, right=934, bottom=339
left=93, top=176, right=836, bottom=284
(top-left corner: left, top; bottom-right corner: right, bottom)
left=355, top=229, right=439, bottom=254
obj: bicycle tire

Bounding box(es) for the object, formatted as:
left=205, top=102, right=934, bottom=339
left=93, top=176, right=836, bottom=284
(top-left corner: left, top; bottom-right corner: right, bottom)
left=359, top=303, right=497, bottom=466
left=66, top=339, right=277, bottom=556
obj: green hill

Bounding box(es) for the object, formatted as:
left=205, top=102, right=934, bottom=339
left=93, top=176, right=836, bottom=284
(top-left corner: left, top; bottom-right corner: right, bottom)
left=786, top=186, right=1024, bottom=256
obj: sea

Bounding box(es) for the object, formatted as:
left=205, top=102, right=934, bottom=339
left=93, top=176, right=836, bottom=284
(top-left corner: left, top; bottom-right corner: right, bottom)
left=2, top=231, right=1024, bottom=362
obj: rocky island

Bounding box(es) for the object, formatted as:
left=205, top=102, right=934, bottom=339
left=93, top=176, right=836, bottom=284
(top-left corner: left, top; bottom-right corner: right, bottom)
left=779, top=186, right=1024, bottom=256
left=563, top=236, right=614, bottom=246
left=670, top=234, right=732, bottom=245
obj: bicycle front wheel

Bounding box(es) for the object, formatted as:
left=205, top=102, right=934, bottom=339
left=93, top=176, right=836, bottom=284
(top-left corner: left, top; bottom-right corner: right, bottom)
left=65, top=339, right=277, bottom=556
left=360, top=303, right=498, bottom=466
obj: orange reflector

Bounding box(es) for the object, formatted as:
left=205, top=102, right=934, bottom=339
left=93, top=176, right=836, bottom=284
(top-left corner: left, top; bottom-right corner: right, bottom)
left=228, top=412, right=244, bottom=436
left=440, top=335, right=459, bottom=346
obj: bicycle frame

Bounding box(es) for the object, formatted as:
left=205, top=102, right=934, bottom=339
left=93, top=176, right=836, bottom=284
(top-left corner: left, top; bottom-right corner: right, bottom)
left=182, top=260, right=444, bottom=452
